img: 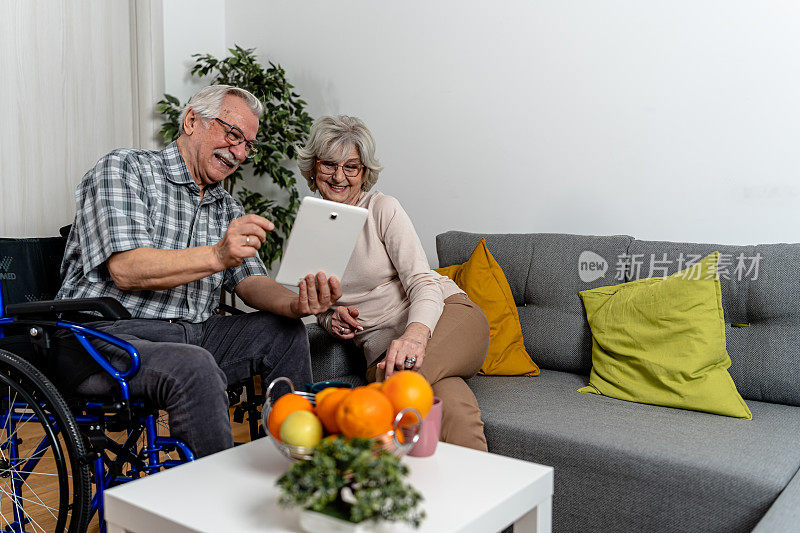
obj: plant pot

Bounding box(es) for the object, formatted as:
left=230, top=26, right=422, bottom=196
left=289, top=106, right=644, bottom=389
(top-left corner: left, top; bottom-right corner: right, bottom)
left=298, top=508, right=384, bottom=533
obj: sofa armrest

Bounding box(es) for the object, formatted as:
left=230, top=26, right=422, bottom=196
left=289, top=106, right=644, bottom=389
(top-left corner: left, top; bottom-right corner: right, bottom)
left=752, top=467, right=800, bottom=532
left=305, top=323, right=367, bottom=386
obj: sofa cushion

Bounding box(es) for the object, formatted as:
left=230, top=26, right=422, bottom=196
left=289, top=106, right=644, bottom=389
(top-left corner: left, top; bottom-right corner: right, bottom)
left=578, top=252, right=751, bottom=419
left=435, top=238, right=539, bottom=376
left=751, top=467, right=800, bottom=532
left=436, top=232, right=633, bottom=374
left=468, top=370, right=800, bottom=533
left=306, top=323, right=367, bottom=386
left=627, top=240, right=800, bottom=407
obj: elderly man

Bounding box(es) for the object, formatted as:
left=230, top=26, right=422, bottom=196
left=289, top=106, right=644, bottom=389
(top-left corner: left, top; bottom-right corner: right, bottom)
left=56, top=85, right=338, bottom=457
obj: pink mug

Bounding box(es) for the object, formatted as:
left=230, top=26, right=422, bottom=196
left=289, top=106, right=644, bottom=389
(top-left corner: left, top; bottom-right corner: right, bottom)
left=408, top=397, right=442, bottom=457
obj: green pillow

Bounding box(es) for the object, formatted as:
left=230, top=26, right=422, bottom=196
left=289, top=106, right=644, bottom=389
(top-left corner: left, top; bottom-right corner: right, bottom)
left=578, top=252, right=752, bottom=419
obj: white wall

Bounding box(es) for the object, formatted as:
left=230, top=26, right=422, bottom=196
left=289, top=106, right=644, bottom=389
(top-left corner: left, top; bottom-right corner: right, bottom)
left=226, top=0, right=800, bottom=265
left=1, top=0, right=165, bottom=238
left=163, top=0, right=227, bottom=103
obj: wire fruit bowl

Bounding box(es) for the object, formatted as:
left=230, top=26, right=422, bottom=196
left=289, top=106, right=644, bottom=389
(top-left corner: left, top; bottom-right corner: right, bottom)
left=264, top=377, right=422, bottom=461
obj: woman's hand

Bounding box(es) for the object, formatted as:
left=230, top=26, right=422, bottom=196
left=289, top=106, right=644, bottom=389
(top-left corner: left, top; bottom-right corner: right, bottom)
left=379, top=322, right=430, bottom=378
left=330, top=306, right=363, bottom=339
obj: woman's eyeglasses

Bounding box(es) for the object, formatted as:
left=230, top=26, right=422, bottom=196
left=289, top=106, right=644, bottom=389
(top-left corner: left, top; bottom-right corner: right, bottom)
left=316, top=160, right=364, bottom=177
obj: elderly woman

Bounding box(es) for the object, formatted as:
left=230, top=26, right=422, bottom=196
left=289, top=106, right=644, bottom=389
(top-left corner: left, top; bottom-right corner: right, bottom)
left=297, top=115, right=490, bottom=451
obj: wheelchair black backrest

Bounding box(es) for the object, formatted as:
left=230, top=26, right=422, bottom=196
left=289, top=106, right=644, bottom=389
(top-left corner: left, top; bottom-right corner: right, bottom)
left=0, top=236, right=67, bottom=310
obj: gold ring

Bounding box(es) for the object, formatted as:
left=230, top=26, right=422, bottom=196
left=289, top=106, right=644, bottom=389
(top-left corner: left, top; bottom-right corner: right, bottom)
left=245, top=236, right=251, bottom=245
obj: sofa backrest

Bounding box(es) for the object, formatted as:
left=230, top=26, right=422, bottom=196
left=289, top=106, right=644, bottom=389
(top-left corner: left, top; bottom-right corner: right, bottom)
left=628, top=240, right=800, bottom=407
left=436, top=231, right=800, bottom=407
left=436, top=231, right=633, bottom=375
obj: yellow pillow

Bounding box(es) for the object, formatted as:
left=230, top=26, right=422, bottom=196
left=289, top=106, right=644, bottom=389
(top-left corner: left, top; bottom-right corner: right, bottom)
left=578, top=252, right=752, bottom=419
left=436, top=239, right=539, bottom=376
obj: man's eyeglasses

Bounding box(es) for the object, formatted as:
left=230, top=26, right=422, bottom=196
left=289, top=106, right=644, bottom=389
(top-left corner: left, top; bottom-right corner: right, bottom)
left=317, top=160, right=364, bottom=177
left=214, top=117, right=258, bottom=158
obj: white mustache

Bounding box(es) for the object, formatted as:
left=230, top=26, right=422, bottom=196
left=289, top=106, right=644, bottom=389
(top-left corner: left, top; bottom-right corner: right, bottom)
left=213, top=149, right=239, bottom=166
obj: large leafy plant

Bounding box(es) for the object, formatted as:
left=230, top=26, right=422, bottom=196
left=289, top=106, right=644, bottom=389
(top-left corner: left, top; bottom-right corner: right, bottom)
left=157, top=45, right=312, bottom=269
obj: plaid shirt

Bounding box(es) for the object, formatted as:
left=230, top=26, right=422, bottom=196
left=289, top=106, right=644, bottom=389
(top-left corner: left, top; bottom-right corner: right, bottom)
left=56, top=142, right=267, bottom=322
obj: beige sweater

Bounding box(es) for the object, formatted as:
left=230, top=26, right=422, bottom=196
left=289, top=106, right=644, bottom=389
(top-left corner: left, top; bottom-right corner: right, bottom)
left=317, top=191, right=462, bottom=365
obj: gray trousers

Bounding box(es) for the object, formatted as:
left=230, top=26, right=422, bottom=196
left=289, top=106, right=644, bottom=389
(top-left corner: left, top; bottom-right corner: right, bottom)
left=77, top=311, right=312, bottom=458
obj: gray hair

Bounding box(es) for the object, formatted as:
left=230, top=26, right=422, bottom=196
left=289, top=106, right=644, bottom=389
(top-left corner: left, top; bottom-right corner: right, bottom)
left=297, top=115, right=383, bottom=192
left=179, top=84, right=264, bottom=134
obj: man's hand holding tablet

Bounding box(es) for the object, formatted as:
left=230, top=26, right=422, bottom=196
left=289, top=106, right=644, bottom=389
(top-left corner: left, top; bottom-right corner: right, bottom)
left=224, top=209, right=343, bottom=319
left=289, top=271, right=344, bottom=317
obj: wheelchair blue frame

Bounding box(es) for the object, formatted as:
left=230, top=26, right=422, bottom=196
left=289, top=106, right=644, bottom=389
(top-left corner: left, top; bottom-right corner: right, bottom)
left=0, top=287, right=195, bottom=532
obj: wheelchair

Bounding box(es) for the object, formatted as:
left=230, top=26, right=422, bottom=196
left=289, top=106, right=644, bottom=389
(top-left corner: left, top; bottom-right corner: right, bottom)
left=0, top=233, right=264, bottom=533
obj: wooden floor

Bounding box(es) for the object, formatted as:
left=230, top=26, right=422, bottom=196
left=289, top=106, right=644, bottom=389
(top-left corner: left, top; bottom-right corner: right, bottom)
left=0, top=405, right=258, bottom=533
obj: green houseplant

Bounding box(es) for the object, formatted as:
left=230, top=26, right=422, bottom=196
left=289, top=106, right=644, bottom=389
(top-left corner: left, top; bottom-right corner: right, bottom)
left=157, top=45, right=313, bottom=270
left=277, top=436, right=425, bottom=530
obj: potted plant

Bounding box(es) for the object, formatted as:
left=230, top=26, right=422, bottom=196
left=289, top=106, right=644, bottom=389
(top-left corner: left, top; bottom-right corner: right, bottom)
left=157, top=45, right=312, bottom=271
left=276, top=436, right=426, bottom=531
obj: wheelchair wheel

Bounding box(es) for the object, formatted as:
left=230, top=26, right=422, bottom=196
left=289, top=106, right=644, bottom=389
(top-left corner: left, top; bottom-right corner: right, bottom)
left=0, top=348, right=91, bottom=533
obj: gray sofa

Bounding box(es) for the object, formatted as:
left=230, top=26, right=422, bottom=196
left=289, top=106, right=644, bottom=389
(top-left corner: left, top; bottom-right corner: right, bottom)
left=306, top=231, right=800, bottom=533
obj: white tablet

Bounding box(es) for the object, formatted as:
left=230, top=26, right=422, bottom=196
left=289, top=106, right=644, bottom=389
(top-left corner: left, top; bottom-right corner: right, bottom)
left=274, top=196, right=369, bottom=286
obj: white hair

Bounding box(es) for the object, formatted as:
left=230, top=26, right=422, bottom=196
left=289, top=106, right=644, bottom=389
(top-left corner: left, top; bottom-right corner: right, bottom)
left=179, top=85, right=263, bottom=134
left=297, top=115, right=383, bottom=192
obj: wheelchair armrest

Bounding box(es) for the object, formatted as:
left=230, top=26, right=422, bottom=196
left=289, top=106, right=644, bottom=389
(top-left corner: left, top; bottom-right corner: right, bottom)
left=6, top=297, right=132, bottom=320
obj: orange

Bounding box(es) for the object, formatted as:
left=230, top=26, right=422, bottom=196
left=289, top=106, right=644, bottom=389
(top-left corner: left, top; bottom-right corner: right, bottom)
left=335, top=387, right=394, bottom=439
left=267, top=393, right=313, bottom=441
left=315, top=388, right=351, bottom=434
left=382, top=370, right=434, bottom=426
left=314, top=386, right=347, bottom=407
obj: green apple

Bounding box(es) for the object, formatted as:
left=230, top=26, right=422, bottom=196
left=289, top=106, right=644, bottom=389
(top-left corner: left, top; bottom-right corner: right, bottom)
left=279, top=410, right=323, bottom=447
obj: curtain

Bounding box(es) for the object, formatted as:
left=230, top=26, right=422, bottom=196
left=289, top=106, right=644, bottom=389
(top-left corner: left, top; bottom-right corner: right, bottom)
left=0, top=0, right=164, bottom=238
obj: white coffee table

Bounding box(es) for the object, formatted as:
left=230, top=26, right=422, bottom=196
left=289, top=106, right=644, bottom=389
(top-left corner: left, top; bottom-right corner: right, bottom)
left=105, top=438, right=553, bottom=533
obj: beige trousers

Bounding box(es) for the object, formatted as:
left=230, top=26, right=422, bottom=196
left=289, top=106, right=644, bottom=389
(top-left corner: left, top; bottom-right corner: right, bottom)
left=366, top=294, right=490, bottom=451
